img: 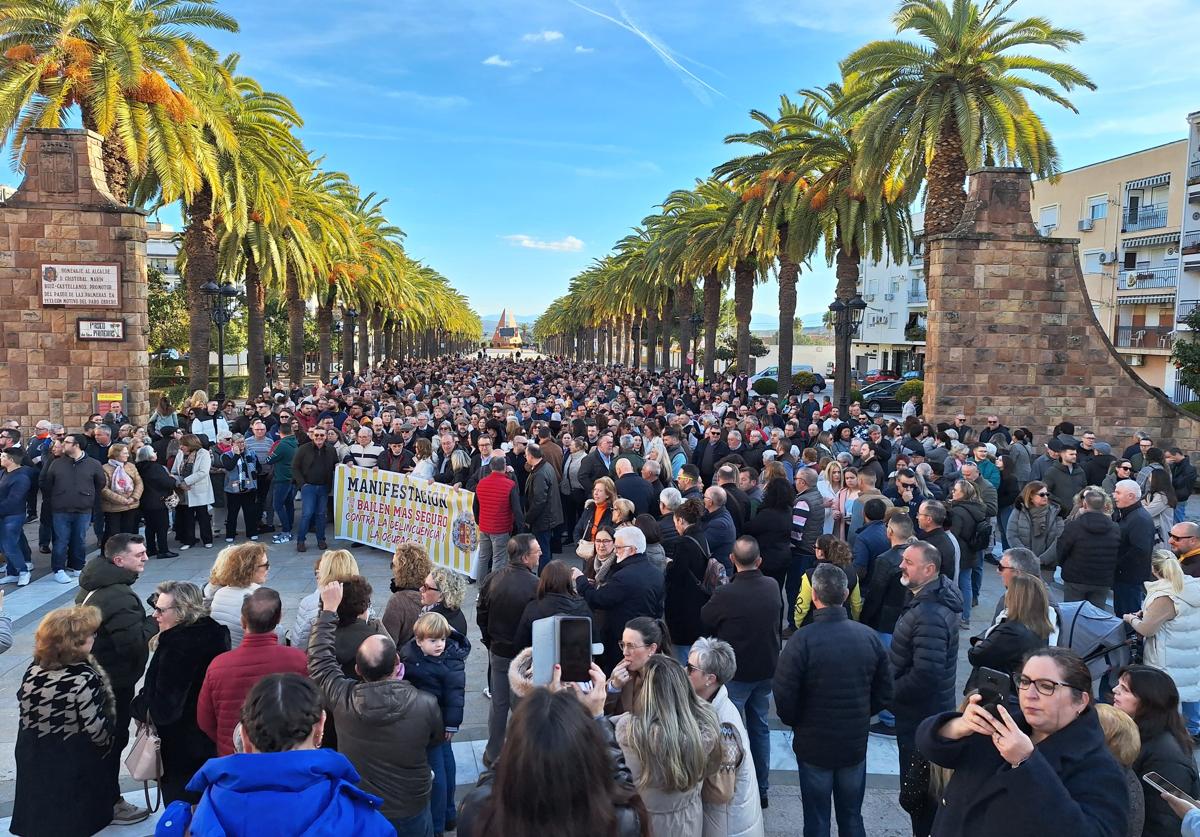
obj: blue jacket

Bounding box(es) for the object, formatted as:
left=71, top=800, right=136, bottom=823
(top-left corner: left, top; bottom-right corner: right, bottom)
left=0, top=467, right=33, bottom=517
left=702, top=507, right=736, bottom=570
left=156, top=749, right=394, bottom=837
left=852, top=520, right=890, bottom=580
left=401, top=630, right=471, bottom=732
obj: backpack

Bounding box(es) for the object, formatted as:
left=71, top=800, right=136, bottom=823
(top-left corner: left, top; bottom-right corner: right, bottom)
left=967, top=517, right=993, bottom=552
left=684, top=535, right=729, bottom=595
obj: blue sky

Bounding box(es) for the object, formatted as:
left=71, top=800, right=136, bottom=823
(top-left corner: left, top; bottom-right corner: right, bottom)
left=5, top=0, right=1199, bottom=322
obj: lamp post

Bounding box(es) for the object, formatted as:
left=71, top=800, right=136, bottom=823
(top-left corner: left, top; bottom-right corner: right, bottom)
left=829, top=294, right=868, bottom=415
left=201, top=280, right=240, bottom=398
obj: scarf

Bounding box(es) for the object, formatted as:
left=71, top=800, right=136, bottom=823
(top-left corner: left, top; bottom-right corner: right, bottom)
left=1028, top=503, right=1050, bottom=538
left=108, top=459, right=133, bottom=493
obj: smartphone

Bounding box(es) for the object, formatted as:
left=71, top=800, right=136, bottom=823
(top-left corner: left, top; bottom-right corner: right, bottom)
left=1143, top=772, right=1199, bottom=806
left=531, top=615, right=593, bottom=685
left=972, top=667, right=1012, bottom=718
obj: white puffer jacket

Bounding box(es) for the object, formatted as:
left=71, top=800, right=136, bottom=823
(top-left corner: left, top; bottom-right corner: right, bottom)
left=1143, top=575, right=1200, bottom=702
left=203, top=582, right=261, bottom=648
left=702, top=685, right=766, bottom=837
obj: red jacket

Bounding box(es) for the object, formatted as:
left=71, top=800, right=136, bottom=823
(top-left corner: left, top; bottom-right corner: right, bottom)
left=197, top=632, right=309, bottom=755
left=473, top=471, right=521, bottom=535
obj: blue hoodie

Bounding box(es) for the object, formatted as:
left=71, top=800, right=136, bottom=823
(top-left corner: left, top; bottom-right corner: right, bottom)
left=155, top=749, right=394, bottom=837
left=0, top=466, right=33, bottom=517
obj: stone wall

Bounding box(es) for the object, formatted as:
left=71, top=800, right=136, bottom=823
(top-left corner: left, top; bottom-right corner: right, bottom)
left=925, top=167, right=1200, bottom=450
left=0, top=128, right=148, bottom=429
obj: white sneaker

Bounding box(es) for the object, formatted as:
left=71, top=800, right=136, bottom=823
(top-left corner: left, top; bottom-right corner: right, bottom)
left=17, top=572, right=30, bottom=586
left=68, top=569, right=81, bottom=579
left=0, top=575, right=18, bottom=585
left=53, top=569, right=72, bottom=584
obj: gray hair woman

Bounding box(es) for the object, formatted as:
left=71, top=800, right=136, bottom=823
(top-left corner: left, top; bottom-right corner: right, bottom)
left=687, top=637, right=765, bottom=836
left=420, top=566, right=469, bottom=635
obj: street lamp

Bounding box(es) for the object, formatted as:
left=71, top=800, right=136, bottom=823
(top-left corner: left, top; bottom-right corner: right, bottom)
left=829, top=294, right=868, bottom=415
left=201, top=280, right=240, bottom=397
left=689, top=313, right=703, bottom=375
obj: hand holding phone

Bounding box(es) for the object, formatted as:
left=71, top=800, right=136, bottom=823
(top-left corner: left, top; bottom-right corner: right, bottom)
left=1143, top=772, right=1200, bottom=809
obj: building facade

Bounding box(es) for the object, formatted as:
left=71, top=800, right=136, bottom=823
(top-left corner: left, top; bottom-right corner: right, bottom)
left=852, top=214, right=926, bottom=377
left=1172, top=112, right=1200, bottom=402
left=146, top=220, right=182, bottom=290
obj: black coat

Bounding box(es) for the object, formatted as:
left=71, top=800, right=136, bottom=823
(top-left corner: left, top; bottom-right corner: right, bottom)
left=476, top=563, right=539, bottom=659
left=524, top=460, right=563, bottom=533
left=513, top=592, right=593, bottom=651
left=577, top=450, right=612, bottom=494
left=948, top=500, right=986, bottom=570
left=889, top=574, right=963, bottom=732
left=1114, top=504, right=1157, bottom=585
left=861, top=545, right=908, bottom=634
left=1044, top=462, right=1088, bottom=512
left=401, top=631, right=470, bottom=731
left=966, top=620, right=1047, bottom=682
left=664, top=524, right=711, bottom=646
left=773, top=607, right=892, bottom=768
left=133, top=617, right=230, bottom=804
left=743, top=505, right=793, bottom=577
left=614, top=473, right=655, bottom=518
left=136, top=460, right=177, bottom=511
left=657, top=513, right=681, bottom=559
left=916, top=706, right=1128, bottom=837
left=576, top=553, right=664, bottom=668
left=700, top=568, right=781, bottom=682
left=1135, top=730, right=1200, bottom=837
left=1172, top=457, right=1198, bottom=502
left=430, top=603, right=468, bottom=637
left=1057, top=511, right=1122, bottom=587
left=75, top=558, right=157, bottom=690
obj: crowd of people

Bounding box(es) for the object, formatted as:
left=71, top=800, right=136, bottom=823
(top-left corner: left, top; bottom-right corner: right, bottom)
left=5, top=353, right=1200, bottom=837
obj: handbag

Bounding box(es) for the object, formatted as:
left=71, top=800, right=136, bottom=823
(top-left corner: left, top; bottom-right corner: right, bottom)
left=575, top=539, right=595, bottom=559
left=125, top=720, right=163, bottom=811
left=701, top=721, right=745, bottom=805
left=898, top=750, right=932, bottom=814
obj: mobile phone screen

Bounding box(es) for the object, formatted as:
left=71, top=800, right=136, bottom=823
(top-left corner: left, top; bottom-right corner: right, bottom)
left=1143, top=772, right=1199, bottom=806
left=558, top=617, right=592, bottom=683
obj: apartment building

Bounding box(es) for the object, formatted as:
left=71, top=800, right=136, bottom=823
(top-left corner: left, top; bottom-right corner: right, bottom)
left=1030, top=139, right=1188, bottom=395
left=852, top=214, right=926, bottom=376
left=1170, top=111, right=1200, bottom=401
left=146, top=220, right=183, bottom=290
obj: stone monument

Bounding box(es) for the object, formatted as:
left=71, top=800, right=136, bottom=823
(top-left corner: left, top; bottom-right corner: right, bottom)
left=925, top=167, right=1200, bottom=449
left=0, top=128, right=149, bottom=429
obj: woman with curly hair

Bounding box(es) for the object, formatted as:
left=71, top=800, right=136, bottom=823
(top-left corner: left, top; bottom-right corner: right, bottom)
left=793, top=534, right=862, bottom=627
left=420, top=566, right=469, bottom=635
left=13, top=605, right=114, bottom=836
left=382, top=543, right=434, bottom=645
left=204, top=543, right=270, bottom=647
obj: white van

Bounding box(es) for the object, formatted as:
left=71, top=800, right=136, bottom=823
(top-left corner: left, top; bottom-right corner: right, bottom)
left=749, top=364, right=826, bottom=394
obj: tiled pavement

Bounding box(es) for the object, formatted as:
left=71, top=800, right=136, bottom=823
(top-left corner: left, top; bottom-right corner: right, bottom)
left=0, top=502, right=1076, bottom=836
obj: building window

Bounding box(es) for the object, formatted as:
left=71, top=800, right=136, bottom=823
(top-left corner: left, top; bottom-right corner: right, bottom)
left=1087, top=195, right=1108, bottom=220
left=1038, top=205, right=1059, bottom=235
left=1124, top=250, right=1138, bottom=270
left=1083, top=251, right=1103, bottom=274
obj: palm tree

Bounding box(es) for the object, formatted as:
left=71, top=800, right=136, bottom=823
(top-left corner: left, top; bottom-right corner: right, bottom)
left=841, top=0, right=1094, bottom=254
left=0, top=0, right=238, bottom=204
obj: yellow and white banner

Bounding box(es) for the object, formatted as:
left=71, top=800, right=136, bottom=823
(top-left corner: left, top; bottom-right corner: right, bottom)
left=333, top=464, right=479, bottom=576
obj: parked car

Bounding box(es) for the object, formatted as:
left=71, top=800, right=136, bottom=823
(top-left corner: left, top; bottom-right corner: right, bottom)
left=863, top=369, right=898, bottom=385
left=749, top=364, right=826, bottom=394
left=901, top=370, right=923, bottom=380
left=862, top=380, right=905, bottom=413
left=858, top=379, right=899, bottom=398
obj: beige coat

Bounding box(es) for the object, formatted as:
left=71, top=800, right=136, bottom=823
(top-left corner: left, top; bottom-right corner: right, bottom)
left=101, top=461, right=143, bottom=513
left=614, top=712, right=718, bottom=837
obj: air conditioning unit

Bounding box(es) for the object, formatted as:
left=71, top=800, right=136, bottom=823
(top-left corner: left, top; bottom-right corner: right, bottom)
left=884, top=293, right=895, bottom=301
left=864, top=294, right=875, bottom=302
left=1078, top=218, right=1095, bottom=231
left=1098, top=250, right=1118, bottom=264
left=1127, top=354, right=1145, bottom=367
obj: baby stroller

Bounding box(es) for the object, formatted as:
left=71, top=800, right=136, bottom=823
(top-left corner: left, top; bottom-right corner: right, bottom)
left=1057, top=600, right=1137, bottom=694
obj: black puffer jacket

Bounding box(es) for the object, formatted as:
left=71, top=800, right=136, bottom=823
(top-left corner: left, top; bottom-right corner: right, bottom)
left=948, top=499, right=986, bottom=570
left=513, top=592, right=593, bottom=651
left=888, top=574, right=963, bottom=732
left=1057, top=511, right=1122, bottom=588
left=456, top=714, right=643, bottom=837
left=966, top=619, right=1047, bottom=683
left=75, top=558, right=157, bottom=689
left=773, top=606, right=892, bottom=769
left=1114, top=504, right=1157, bottom=585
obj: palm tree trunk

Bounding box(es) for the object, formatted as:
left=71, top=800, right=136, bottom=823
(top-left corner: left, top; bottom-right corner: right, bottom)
left=182, top=182, right=217, bottom=394
left=777, top=224, right=799, bottom=396
left=645, top=309, right=658, bottom=373
left=924, top=118, right=969, bottom=277
left=286, top=267, right=305, bottom=388
left=702, top=268, right=721, bottom=382
left=833, top=244, right=862, bottom=410
left=316, top=290, right=334, bottom=381
left=245, top=258, right=267, bottom=394
left=372, top=306, right=384, bottom=367
left=734, top=259, right=755, bottom=374
left=340, top=309, right=355, bottom=371
left=675, top=282, right=694, bottom=374
left=357, top=307, right=370, bottom=371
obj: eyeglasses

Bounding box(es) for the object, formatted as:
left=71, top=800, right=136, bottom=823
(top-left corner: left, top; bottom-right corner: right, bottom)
left=685, top=662, right=708, bottom=676
left=595, top=537, right=614, bottom=545
left=1016, top=675, right=1078, bottom=696
left=1036, top=491, right=1050, bottom=497
left=1116, top=465, right=1131, bottom=470
left=1169, top=533, right=1197, bottom=541
left=618, top=642, right=648, bottom=652
left=419, top=583, right=441, bottom=594
left=987, top=420, right=998, bottom=424
left=997, top=562, right=1015, bottom=572
left=258, top=562, right=270, bottom=570
left=152, top=604, right=177, bottom=616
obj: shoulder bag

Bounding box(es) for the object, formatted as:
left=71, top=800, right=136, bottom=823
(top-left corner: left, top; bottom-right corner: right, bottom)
left=125, top=720, right=163, bottom=811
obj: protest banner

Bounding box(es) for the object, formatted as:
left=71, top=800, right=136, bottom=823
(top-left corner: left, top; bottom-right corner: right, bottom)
left=333, top=464, right=479, bottom=576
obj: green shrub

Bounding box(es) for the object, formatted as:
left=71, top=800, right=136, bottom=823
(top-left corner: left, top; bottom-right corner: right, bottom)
left=849, top=388, right=862, bottom=404
left=752, top=377, right=778, bottom=395
left=788, top=372, right=818, bottom=394
left=1181, top=402, right=1200, bottom=416
left=896, top=380, right=924, bottom=402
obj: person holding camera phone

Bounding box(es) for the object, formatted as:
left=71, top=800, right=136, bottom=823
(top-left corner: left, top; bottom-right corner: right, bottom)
left=916, top=647, right=1128, bottom=836
left=965, top=574, right=1051, bottom=690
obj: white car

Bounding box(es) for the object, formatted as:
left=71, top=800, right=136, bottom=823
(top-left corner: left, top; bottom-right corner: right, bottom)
left=749, top=364, right=826, bottom=394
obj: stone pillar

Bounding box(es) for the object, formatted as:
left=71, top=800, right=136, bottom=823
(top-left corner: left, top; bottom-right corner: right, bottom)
left=926, top=167, right=1200, bottom=448
left=0, top=129, right=148, bottom=430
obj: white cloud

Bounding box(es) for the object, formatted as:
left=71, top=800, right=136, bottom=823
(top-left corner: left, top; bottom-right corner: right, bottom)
left=574, top=45, right=594, bottom=53
left=384, top=90, right=469, bottom=110
left=504, top=234, right=585, bottom=252
left=522, top=30, right=564, bottom=42
left=483, top=54, right=514, bottom=67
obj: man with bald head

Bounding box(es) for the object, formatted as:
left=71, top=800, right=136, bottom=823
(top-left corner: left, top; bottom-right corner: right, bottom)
left=310, top=580, right=443, bottom=835
left=703, top=485, right=737, bottom=573
left=614, top=456, right=654, bottom=517
left=1170, top=521, right=1200, bottom=578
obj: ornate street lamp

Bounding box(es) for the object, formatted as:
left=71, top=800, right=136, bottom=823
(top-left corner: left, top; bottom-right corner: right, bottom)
left=201, top=280, right=240, bottom=397
left=689, top=312, right=703, bottom=375
left=830, top=294, right=868, bottom=415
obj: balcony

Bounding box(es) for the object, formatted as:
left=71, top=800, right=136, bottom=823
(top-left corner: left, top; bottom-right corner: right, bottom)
left=1190, top=160, right=1200, bottom=185
left=1185, top=231, right=1200, bottom=256
left=1121, top=266, right=1178, bottom=289
left=1123, top=203, right=1169, bottom=232
left=1179, top=299, right=1200, bottom=324
left=907, top=284, right=928, bottom=304
left=1115, top=325, right=1174, bottom=349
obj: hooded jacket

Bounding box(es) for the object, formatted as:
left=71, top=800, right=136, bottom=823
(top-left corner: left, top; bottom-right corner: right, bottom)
left=308, top=612, right=442, bottom=821
left=888, top=574, right=963, bottom=731
left=157, top=749, right=395, bottom=837
left=1057, top=511, right=1122, bottom=588
left=75, top=557, right=157, bottom=689
left=400, top=630, right=471, bottom=732
left=948, top=499, right=987, bottom=569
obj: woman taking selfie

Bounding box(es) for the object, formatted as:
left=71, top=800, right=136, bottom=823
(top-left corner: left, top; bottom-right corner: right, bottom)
left=917, top=647, right=1128, bottom=836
